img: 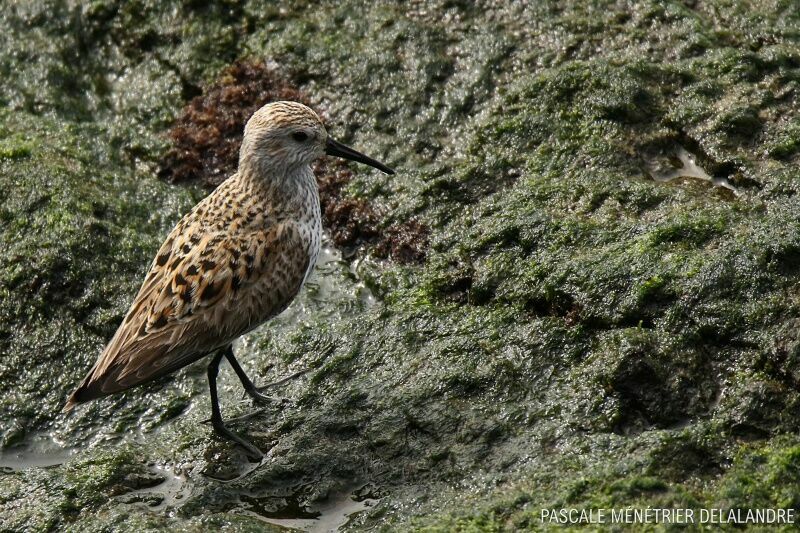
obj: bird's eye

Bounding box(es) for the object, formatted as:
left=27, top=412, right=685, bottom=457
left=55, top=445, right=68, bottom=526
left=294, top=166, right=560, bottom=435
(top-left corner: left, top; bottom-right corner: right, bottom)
left=292, top=131, right=309, bottom=142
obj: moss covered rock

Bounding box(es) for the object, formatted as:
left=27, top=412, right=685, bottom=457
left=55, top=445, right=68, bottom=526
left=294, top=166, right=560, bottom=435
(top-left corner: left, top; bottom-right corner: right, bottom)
left=2, top=0, right=800, bottom=531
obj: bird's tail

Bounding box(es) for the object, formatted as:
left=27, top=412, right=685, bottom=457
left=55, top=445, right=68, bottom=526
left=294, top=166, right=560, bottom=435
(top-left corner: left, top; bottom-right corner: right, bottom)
left=62, top=380, right=91, bottom=413
left=62, top=396, right=78, bottom=413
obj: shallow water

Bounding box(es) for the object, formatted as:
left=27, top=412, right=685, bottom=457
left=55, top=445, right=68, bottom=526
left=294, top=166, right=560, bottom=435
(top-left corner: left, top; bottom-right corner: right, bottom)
left=646, top=146, right=737, bottom=194
left=110, top=458, right=379, bottom=532
left=117, top=463, right=193, bottom=511
left=0, top=434, right=72, bottom=470
left=243, top=490, right=379, bottom=532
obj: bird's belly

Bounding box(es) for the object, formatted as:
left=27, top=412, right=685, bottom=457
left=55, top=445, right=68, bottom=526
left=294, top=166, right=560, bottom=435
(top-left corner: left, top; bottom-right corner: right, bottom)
left=228, top=240, right=316, bottom=340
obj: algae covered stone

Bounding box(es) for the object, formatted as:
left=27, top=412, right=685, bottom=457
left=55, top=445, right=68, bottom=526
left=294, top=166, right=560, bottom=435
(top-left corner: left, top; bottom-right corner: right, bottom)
left=2, top=0, right=800, bottom=531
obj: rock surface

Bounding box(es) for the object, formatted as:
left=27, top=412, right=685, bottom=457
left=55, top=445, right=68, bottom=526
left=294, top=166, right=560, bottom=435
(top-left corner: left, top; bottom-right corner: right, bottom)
left=2, top=0, right=800, bottom=530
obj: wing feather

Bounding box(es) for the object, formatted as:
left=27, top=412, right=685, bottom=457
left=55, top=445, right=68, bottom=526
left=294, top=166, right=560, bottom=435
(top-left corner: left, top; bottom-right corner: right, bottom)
left=64, top=218, right=309, bottom=409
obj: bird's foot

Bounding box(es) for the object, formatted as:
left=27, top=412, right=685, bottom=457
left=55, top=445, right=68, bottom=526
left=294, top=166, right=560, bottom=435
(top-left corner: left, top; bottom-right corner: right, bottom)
left=211, top=420, right=264, bottom=461
left=260, top=367, right=310, bottom=390
left=241, top=367, right=310, bottom=405
left=243, top=388, right=293, bottom=406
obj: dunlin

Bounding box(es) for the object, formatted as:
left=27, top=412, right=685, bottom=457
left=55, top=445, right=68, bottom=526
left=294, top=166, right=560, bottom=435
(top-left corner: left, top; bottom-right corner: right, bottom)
left=63, top=101, right=394, bottom=457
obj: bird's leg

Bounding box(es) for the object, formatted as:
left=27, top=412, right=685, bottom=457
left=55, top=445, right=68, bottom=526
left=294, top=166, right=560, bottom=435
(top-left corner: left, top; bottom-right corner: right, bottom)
left=222, top=345, right=279, bottom=404
left=222, top=345, right=305, bottom=405
left=207, top=349, right=263, bottom=459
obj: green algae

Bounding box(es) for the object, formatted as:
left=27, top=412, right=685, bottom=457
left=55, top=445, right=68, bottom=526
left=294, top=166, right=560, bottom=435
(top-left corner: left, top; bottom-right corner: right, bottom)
left=0, top=134, right=33, bottom=160
left=0, top=445, right=275, bottom=531
left=0, top=107, right=198, bottom=449
left=407, top=433, right=800, bottom=532
left=1, top=0, right=800, bottom=531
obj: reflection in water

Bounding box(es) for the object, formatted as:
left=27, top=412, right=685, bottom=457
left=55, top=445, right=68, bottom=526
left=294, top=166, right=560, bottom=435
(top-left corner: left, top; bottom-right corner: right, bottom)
left=118, top=464, right=193, bottom=510
left=646, top=146, right=737, bottom=195
left=0, top=430, right=73, bottom=471
left=242, top=490, right=379, bottom=533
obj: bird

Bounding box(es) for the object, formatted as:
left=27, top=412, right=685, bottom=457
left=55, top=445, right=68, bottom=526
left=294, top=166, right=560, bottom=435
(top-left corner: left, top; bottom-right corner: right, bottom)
left=63, top=101, right=394, bottom=458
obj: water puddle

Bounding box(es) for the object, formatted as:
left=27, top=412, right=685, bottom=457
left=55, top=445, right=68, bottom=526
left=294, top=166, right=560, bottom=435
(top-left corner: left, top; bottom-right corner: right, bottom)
left=241, top=490, right=378, bottom=532
left=118, top=464, right=193, bottom=510
left=645, top=146, right=738, bottom=195
left=0, top=431, right=73, bottom=471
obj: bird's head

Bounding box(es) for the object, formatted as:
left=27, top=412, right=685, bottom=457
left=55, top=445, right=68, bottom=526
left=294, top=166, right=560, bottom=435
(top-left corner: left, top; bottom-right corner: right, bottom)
left=240, top=101, right=394, bottom=176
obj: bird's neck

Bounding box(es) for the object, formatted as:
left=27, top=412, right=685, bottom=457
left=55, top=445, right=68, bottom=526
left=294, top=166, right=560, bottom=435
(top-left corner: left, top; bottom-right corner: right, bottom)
left=237, top=163, right=320, bottom=219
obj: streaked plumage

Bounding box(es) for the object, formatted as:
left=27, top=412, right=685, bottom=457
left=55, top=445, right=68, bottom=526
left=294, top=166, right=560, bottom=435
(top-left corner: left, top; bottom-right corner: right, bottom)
left=63, top=101, right=394, bottom=456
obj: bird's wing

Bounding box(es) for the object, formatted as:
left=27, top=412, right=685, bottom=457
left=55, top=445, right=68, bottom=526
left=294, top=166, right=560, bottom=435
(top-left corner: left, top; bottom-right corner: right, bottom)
left=65, top=219, right=310, bottom=407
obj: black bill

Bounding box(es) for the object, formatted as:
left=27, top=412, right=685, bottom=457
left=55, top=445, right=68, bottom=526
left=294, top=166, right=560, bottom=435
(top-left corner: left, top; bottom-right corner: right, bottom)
left=326, top=137, right=395, bottom=175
